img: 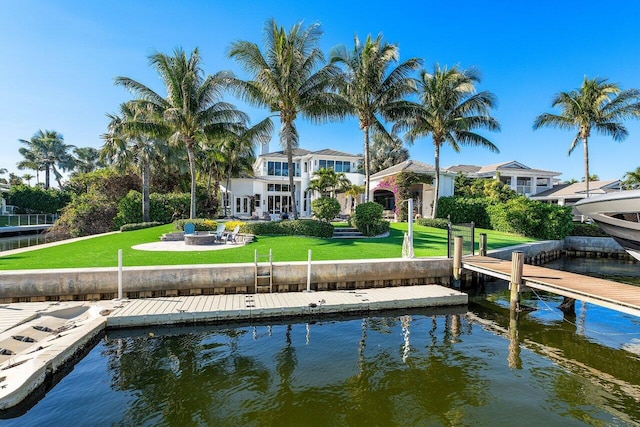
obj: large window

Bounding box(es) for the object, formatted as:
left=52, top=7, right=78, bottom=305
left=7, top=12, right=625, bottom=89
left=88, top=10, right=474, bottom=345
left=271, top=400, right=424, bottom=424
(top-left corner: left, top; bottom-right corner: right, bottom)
left=266, top=161, right=299, bottom=177
left=316, top=159, right=351, bottom=173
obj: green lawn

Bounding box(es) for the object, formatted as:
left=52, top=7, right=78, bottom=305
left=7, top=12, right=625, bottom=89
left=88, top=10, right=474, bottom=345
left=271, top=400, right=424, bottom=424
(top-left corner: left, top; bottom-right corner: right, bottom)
left=0, top=223, right=535, bottom=270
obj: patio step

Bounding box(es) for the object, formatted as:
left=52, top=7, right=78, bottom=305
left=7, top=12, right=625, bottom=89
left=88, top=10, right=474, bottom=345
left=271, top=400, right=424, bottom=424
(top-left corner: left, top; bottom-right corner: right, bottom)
left=332, top=227, right=364, bottom=238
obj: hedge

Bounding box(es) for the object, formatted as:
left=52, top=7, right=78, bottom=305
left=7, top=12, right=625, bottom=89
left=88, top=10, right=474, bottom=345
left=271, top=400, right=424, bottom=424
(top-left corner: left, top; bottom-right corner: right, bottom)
left=416, top=218, right=449, bottom=229
left=120, top=221, right=164, bottom=232
left=242, top=219, right=334, bottom=238
left=436, top=196, right=491, bottom=228
left=173, top=219, right=218, bottom=232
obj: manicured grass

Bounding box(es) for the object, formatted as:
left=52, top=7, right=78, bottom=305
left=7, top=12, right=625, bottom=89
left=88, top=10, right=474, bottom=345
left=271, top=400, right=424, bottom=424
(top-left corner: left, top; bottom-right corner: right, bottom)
left=0, top=223, right=535, bottom=270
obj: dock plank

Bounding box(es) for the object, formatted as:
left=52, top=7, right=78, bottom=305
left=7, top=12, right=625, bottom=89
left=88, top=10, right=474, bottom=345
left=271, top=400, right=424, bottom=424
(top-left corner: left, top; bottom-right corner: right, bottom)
left=463, top=256, right=640, bottom=317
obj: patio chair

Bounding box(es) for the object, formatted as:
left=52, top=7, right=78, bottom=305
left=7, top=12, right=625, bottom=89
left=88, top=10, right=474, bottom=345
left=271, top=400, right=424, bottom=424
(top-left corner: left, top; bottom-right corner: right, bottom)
left=226, top=225, right=241, bottom=243
left=184, top=222, right=195, bottom=235
left=213, top=223, right=226, bottom=243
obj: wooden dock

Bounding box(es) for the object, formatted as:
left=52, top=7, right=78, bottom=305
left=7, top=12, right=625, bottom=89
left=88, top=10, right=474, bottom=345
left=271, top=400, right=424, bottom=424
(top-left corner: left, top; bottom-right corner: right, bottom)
left=106, top=285, right=467, bottom=328
left=463, top=255, right=640, bottom=317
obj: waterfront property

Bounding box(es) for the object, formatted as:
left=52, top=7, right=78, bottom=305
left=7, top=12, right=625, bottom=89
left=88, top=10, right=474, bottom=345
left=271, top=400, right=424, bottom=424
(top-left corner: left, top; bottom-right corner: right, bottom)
left=446, top=160, right=560, bottom=197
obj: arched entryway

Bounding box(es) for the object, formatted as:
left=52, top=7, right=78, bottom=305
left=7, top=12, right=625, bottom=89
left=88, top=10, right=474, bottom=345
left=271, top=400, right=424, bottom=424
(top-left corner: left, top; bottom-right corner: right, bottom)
left=373, top=189, right=395, bottom=211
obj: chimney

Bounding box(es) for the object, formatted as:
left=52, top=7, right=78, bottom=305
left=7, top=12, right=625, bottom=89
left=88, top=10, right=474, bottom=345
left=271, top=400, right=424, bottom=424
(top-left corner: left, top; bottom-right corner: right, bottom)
left=260, top=141, right=269, bottom=155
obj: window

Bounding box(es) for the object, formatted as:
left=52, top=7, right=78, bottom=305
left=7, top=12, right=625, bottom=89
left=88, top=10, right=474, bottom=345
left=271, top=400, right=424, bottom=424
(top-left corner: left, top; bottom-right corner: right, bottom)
left=335, top=161, right=343, bottom=172
left=304, top=162, right=308, bottom=173
left=343, top=162, right=351, bottom=173
left=274, top=162, right=282, bottom=176
left=318, top=160, right=326, bottom=170
left=255, top=194, right=261, bottom=208
left=268, top=161, right=275, bottom=176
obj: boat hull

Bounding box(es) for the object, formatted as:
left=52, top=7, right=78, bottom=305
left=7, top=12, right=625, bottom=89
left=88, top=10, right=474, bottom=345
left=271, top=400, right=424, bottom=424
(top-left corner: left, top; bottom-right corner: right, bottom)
left=574, top=190, right=640, bottom=261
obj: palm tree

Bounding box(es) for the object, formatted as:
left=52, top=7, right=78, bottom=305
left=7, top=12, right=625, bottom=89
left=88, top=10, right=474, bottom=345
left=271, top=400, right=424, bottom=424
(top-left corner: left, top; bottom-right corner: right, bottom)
left=17, top=130, right=76, bottom=188
left=345, top=183, right=365, bottom=212
left=115, top=48, right=248, bottom=218
left=73, top=147, right=104, bottom=174
left=623, top=166, right=640, bottom=189
left=369, top=132, right=409, bottom=174
left=533, top=76, right=640, bottom=196
left=329, top=34, right=421, bottom=202
left=229, top=19, right=342, bottom=219
left=307, top=167, right=351, bottom=197
left=22, top=173, right=34, bottom=186
left=101, top=102, right=168, bottom=222
left=395, top=65, right=500, bottom=218
left=218, top=119, right=273, bottom=216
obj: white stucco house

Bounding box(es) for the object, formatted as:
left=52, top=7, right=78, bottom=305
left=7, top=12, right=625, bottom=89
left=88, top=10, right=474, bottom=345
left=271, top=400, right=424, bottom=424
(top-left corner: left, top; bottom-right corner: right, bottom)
left=369, top=160, right=455, bottom=218
left=446, top=160, right=561, bottom=197
left=225, top=147, right=364, bottom=218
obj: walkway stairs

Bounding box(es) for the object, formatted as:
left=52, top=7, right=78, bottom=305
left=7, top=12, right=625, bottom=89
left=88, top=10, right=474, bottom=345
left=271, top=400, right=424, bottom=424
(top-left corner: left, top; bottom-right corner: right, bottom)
left=332, top=227, right=364, bottom=239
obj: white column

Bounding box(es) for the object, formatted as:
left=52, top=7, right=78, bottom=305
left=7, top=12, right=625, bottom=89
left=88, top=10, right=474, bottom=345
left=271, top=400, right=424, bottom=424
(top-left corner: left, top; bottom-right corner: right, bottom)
left=510, top=175, right=518, bottom=192
left=531, top=176, right=537, bottom=195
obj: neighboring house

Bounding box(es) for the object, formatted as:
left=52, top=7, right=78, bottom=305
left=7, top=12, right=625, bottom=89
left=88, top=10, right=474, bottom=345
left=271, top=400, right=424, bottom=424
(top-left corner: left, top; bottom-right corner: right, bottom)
left=530, top=180, right=622, bottom=219
left=369, top=160, right=455, bottom=219
left=0, top=183, right=9, bottom=215
left=447, top=161, right=560, bottom=197
left=226, top=147, right=364, bottom=218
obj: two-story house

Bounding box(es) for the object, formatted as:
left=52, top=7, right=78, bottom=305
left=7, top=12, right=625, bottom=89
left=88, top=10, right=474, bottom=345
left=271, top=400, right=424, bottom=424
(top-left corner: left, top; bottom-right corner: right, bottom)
left=446, top=161, right=561, bottom=196
left=226, top=147, right=364, bottom=218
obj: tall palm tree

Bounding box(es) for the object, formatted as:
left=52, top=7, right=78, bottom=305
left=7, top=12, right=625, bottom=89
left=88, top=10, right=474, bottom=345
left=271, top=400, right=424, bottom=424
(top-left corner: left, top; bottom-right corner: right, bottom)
left=219, top=119, right=273, bottom=216
left=73, top=147, right=104, bottom=174
left=115, top=48, right=248, bottom=218
left=533, top=76, right=640, bottom=196
left=395, top=65, right=500, bottom=218
left=101, top=102, right=168, bottom=222
left=229, top=19, right=342, bottom=219
left=369, top=132, right=409, bottom=174
left=623, top=166, right=640, bottom=189
left=329, top=34, right=421, bottom=202
left=17, top=130, right=76, bottom=188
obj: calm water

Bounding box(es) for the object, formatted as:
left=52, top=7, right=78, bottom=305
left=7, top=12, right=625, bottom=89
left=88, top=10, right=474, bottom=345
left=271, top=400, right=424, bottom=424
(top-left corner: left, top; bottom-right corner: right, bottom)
left=0, top=233, right=48, bottom=252
left=2, top=258, right=639, bottom=426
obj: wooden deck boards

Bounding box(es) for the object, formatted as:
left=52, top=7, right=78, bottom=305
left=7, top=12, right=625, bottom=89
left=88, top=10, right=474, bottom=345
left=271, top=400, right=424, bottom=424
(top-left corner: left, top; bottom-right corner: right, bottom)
left=463, top=256, right=640, bottom=317
left=106, top=285, right=468, bottom=329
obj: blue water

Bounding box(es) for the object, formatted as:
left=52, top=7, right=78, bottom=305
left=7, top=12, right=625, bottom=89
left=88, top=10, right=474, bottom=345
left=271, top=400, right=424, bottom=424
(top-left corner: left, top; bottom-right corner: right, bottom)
left=2, top=257, right=640, bottom=426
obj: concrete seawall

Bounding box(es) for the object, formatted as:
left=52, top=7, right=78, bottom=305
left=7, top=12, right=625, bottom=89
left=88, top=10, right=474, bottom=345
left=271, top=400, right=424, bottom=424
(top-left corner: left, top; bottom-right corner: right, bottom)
left=0, top=237, right=632, bottom=303
left=0, top=258, right=453, bottom=303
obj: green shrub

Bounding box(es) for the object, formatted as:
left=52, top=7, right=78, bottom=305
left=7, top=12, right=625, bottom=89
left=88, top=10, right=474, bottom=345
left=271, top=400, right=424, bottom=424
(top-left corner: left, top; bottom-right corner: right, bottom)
left=120, top=222, right=163, bottom=232
left=569, top=222, right=608, bottom=237
left=115, top=191, right=192, bottom=227
left=487, top=197, right=573, bottom=239
left=242, top=219, right=333, bottom=238
left=224, top=220, right=246, bottom=231
left=48, top=191, right=118, bottom=238
left=436, top=196, right=491, bottom=228
left=351, top=202, right=390, bottom=236
left=7, top=185, right=70, bottom=214
left=311, top=197, right=341, bottom=222
left=173, top=219, right=218, bottom=232
left=416, top=217, right=449, bottom=229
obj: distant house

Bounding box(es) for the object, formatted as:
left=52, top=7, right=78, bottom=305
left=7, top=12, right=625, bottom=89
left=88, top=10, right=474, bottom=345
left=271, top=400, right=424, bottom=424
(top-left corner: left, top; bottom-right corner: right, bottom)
left=369, top=160, right=455, bottom=218
left=530, top=179, right=622, bottom=207
left=447, top=161, right=561, bottom=197
left=0, top=183, right=9, bottom=215
left=226, top=147, right=364, bottom=218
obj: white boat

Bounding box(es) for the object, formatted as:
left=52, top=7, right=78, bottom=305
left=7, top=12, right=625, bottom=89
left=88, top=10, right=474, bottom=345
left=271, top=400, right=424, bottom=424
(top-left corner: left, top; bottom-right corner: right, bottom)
left=574, top=190, right=640, bottom=261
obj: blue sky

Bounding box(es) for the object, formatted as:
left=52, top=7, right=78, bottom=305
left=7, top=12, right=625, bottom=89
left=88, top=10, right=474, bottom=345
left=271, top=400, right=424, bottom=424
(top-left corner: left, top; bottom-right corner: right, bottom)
left=2, top=0, right=640, bottom=184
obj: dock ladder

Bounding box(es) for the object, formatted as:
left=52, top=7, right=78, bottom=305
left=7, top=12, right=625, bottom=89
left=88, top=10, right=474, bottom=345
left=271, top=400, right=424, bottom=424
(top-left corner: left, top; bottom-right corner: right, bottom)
left=254, top=249, right=273, bottom=293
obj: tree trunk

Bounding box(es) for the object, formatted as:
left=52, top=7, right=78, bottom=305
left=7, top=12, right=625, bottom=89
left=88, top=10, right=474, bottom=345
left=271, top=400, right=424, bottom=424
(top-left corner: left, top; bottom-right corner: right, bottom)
left=287, top=143, right=298, bottom=219
left=142, top=160, right=150, bottom=222
left=432, top=142, right=441, bottom=219
left=364, top=126, right=370, bottom=202
left=186, top=143, right=197, bottom=219
left=226, top=172, right=232, bottom=218
left=583, top=137, right=590, bottom=197
left=44, top=164, right=50, bottom=189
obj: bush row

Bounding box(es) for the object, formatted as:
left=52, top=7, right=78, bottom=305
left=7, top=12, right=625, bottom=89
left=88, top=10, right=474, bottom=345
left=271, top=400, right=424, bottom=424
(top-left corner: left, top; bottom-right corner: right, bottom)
left=120, top=222, right=164, bottom=232
left=416, top=218, right=449, bottom=229
left=174, top=219, right=218, bottom=232
left=115, top=191, right=192, bottom=227
left=436, top=195, right=574, bottom=239
left=242, top=219, right=334, bottom=238
left=7, top=185, right=70, bottom=214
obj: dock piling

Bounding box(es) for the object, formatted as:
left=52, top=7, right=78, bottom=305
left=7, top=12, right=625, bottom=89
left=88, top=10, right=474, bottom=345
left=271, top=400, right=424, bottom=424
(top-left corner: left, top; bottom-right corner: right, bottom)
left=479, top=233, right=487, bottom=257
left=453, top=236, right=463, bottom=286
left=510, top=251, right=524, bottom=312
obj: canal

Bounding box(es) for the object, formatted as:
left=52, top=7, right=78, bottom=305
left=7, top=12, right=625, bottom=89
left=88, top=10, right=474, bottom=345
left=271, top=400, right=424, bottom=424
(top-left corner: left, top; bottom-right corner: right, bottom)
left=2, top=257, right=639, bottom=426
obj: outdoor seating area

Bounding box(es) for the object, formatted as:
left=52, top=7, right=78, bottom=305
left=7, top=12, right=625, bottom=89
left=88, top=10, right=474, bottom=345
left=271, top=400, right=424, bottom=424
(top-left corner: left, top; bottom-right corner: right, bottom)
left=158, top=223, right=251, bottom=249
